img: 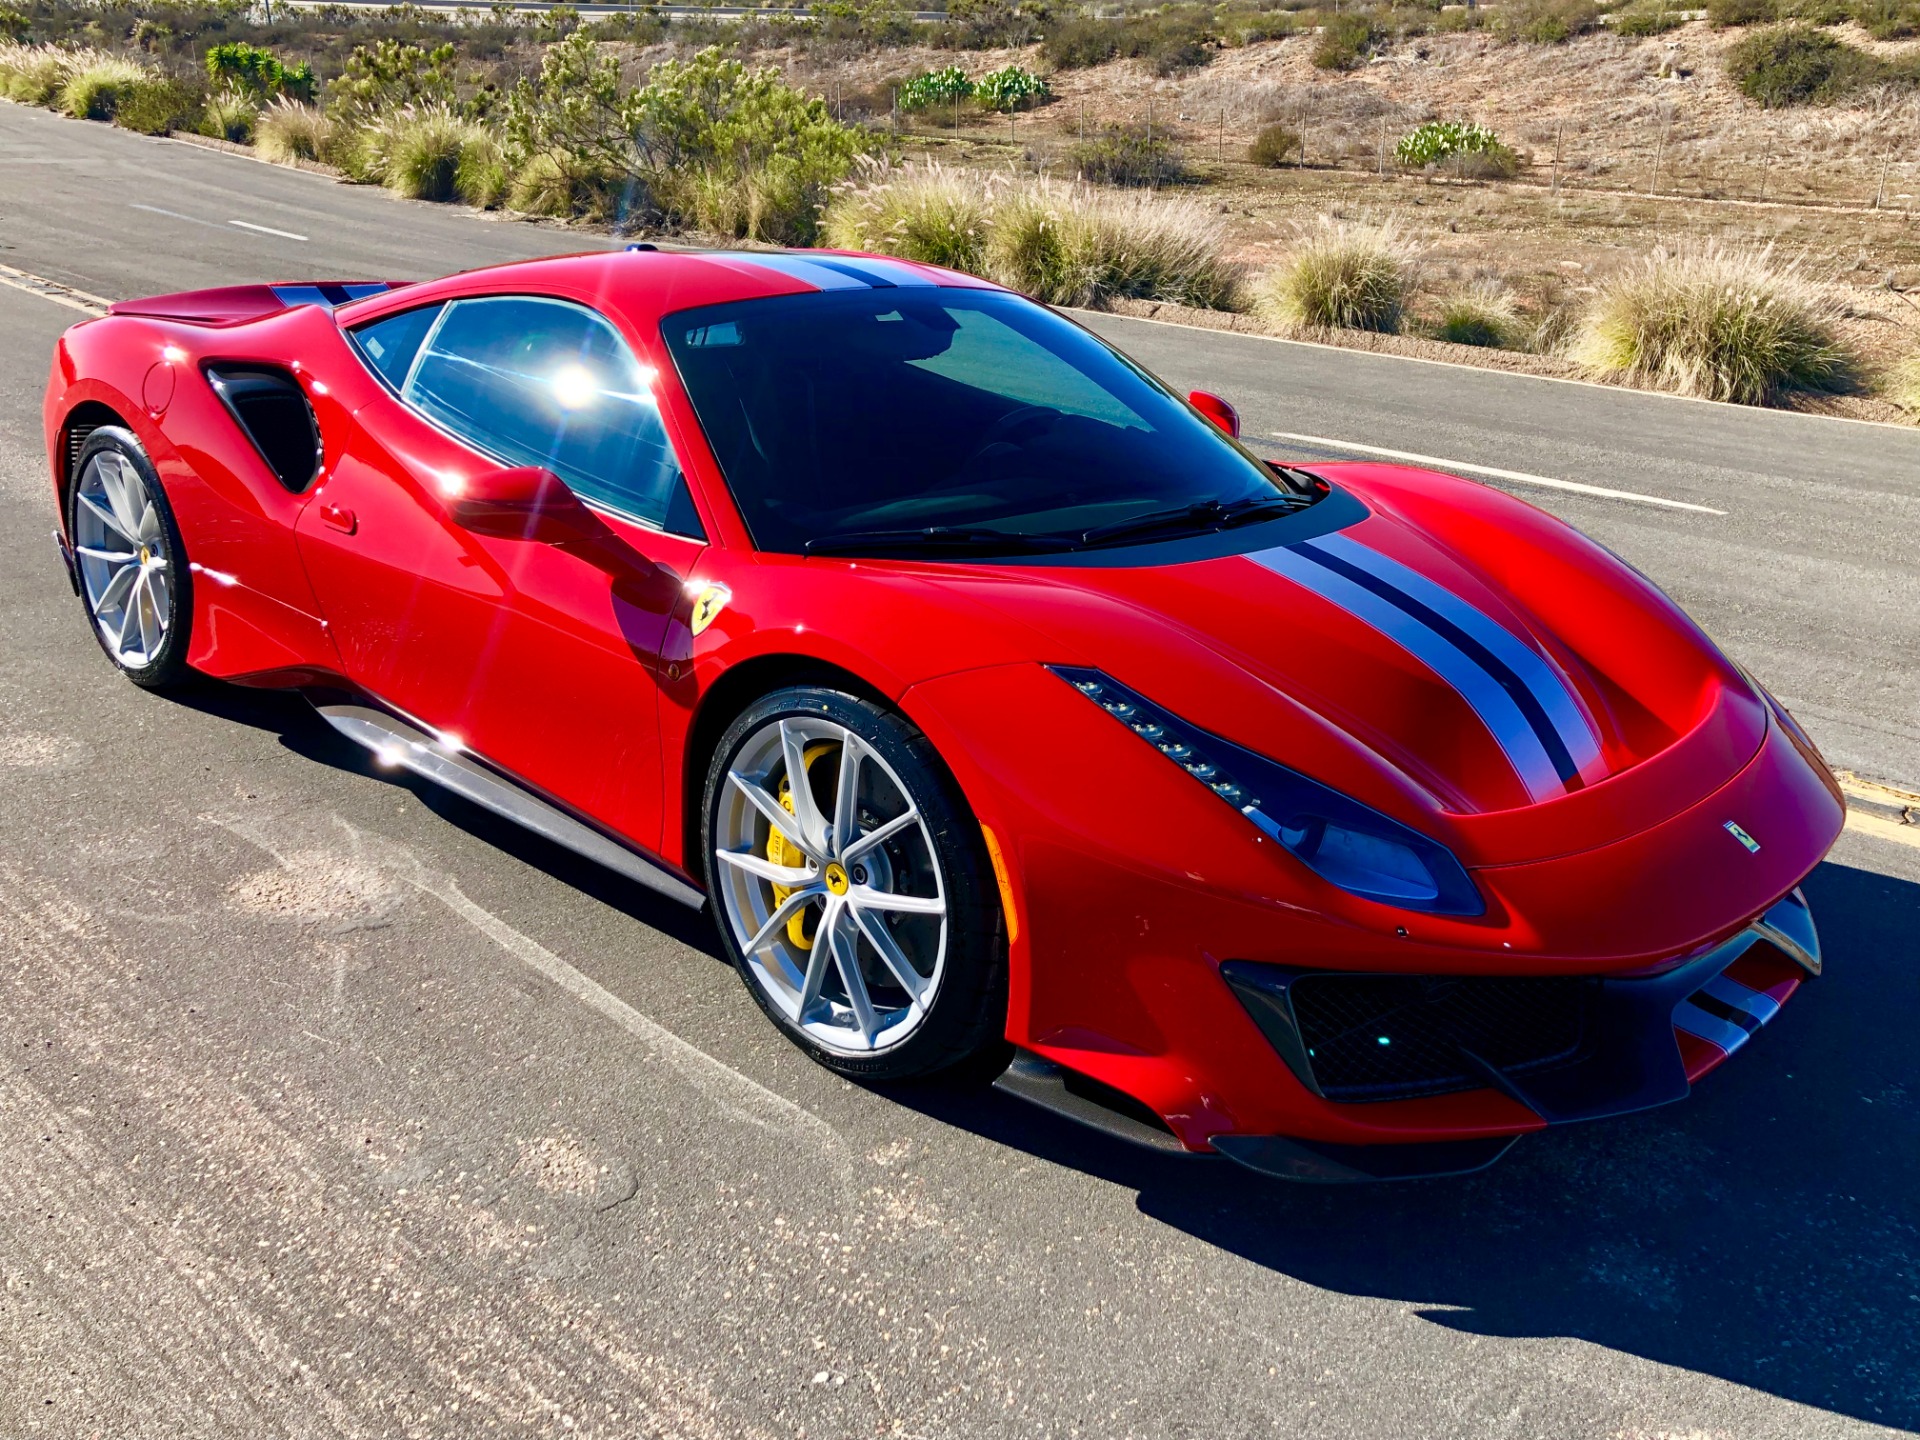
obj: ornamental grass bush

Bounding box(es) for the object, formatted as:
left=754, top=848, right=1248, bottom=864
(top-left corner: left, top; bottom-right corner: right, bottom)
left=356, top=104, right=499, bottom=204
left=1890, top=351, right=1920, bottom=415
left=1431, top=282, right=1524, bottom=348
left=57, top=52, right=149, bottom=120
left=824, top=164, right=1240, bottom=310
left=1261, top=220, right=1413, bottom=332
left=255, top=98, right=334, bottom=164
left=0, top=42, right=76, bottom=104
left=114, top=74, right=202, bottom=134
left=1573, top=245, right=1854, bottom=405
left=200, top=85, right=258, bottom=143
left=821, top=161, right=993, bottom=274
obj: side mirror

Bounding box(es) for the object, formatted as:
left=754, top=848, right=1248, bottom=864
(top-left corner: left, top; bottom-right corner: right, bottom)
left=445, top=465, right=596, bottom=543
left=1189, top=390, right=1241, bottom=440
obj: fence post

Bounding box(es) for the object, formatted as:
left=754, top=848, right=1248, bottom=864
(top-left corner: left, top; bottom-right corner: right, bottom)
left=1377, top=116, right=1385, bottom=177
left=1648, top=107, right=1671, bottom=197
left=1758, top=126, right=1772, bottom=202
left=1219, top=106, right=1225, bottom=164
left=1875, top=146, right=1892, bottom=209
left=1147, top=97, right=1153, bottom=144
left=1551, top=118, right=1562, bottom=194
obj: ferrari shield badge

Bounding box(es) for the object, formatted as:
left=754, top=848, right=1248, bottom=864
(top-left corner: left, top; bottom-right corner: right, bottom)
left=690, top=583, right=732, bottom=636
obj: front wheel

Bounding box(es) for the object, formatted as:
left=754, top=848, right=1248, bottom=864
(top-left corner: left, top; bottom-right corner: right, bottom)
left=702, top=686, right=1006, bottom=1081
left=67, top=426, right=193, bottom=689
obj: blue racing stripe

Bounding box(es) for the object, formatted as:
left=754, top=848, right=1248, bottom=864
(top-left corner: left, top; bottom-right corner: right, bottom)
left=818, top=255, right=940, bottom=287
left=1311, top=532, right=1603, bottom=780
left=703, top=252, right=873, bottom=290
left=1251, top=542, right=1569, bottom=802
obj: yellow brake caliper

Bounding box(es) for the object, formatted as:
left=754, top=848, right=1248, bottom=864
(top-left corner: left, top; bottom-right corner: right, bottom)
left=768, top=741, right=836, bottom=951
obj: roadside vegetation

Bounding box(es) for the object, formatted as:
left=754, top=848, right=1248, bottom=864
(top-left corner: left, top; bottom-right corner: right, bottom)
left=1, top=0, right=1915, bottom=418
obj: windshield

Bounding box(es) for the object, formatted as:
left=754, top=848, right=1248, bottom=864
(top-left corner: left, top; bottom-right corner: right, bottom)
left=662, top=287, right=1312, bottom=557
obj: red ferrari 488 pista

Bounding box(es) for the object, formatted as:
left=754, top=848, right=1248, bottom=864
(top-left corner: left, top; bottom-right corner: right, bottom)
left=44, top=248, right=1842, bottom=1180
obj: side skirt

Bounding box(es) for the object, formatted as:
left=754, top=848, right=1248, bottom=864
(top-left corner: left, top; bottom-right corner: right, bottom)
left=309, top=695, right=706, bottom=911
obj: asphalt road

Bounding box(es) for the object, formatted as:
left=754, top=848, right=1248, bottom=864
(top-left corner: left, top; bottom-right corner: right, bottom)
left=2, top=101, right=1918, bottom=1440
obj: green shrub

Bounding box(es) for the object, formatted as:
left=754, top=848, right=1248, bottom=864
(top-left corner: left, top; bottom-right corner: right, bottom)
left=1069, top=122, right=1188, bottom=186
left=0, top=42, right=72, bottom=104
left=327, top=38, right=460, bottom=122
left=1396, top=119, right=1520, bottom=177
left=115, top=74, right=203, bottom=134
left=972, top=64, right=1048, bottom=111
left=200, top=86, right=258, bottom=143
left=1851, top=0, right=1920, bottom=37
left=0, top=7, right=28, bottom=41
left=1262, top=221, right=1412, bottom=332
left=1725, top=23, right=1894, bottom=104
left=1494, top=0, right=1601, bottom=40
left=1708, top=0, right=1778, bottom=23
left=822, top=161, right=993, bottom=273
left=255, top=98, right=333, bottom=164
left=58, top=54, right=150, bottom=120
left=1313, top=12, right=1378, bottom=68
left=503, top=38, right=864, bottom=237
left=1040, top=12, right=1213, bottom=74
left=1574, top=245, right=1853, bottom=404
left=898, top=64, right=973, bottom=110
left=1431, top=283, right=1523, bottom=347
left=1248, top=122, right=1300, bottom=167
left=205, top=42, right=313, bottom=102
left=1611, top=1, right=1690, bottom=35
left=356, top=104, right=487, bottom=200
left=1219, top=7, right=1298, bottom=44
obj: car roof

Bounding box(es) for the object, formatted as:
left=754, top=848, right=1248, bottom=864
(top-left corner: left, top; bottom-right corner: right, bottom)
left=335, top=247, right=1000, bottom=328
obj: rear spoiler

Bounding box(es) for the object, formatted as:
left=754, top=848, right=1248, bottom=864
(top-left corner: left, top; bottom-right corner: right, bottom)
left=107, top=280, right=412, bottom=325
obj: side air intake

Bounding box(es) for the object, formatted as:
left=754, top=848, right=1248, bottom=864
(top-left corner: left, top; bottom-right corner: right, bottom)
left=204, top=364, right=322, bottom=493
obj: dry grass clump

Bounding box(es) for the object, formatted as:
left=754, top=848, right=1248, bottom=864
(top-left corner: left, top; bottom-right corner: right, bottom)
left=354, top=104, right=502, bottom=206
left=822, top=162, right=993, bottom=274
left=1431, top=282, right=1525, bottom=348
left=200, top=86, right=258, bottom=143
left=1262, top=220, right=1414, bottom=332
left=1889, top=350, right=1920, bottom=416
left=254, top=98, right=333, bottom=164
left=56, top=51, right=149, bottom=120
left=824, top=164, right=1240, bottom=309
left=0, top=42, right=77, bottom=104
left=1573, top=245, right=1854, bottom=405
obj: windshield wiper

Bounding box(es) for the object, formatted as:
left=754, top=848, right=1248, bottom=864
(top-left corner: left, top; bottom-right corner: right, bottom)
left=803, top=526, right=1078, bottom=558
left=1073, top=494, right=1310, bottom=549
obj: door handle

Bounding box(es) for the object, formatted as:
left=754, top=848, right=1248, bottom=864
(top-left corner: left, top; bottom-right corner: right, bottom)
left=319, top=503, right=357, bottom=535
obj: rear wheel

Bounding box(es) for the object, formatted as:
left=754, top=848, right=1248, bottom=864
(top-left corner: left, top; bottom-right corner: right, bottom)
left=67, top=427, right=192, bottom=689
left=703, top=686, right=1005, bottom=1081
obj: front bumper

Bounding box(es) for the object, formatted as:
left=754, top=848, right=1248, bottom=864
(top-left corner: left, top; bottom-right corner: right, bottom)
left=1211, top=888, right=1820, bottom=1181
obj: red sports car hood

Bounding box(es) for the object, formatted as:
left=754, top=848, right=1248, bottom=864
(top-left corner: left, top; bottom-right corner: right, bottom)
left=915, top=466, right=1769, bottom=868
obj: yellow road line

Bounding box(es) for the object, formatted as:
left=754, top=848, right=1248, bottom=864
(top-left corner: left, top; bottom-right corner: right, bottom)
left=0, top=262, right=111, bottom=316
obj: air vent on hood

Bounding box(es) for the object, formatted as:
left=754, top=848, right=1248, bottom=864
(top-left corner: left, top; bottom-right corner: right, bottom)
left=204, top=364, right=322, bottom=493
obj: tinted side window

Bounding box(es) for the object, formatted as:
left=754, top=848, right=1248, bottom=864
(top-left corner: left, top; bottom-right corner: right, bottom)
left=348, top=304, right=442, bottom=391
left=404, top=295, right=695, bottom=534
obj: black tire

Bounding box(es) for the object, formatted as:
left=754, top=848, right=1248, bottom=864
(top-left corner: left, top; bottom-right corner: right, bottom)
left=702, top=685, right=1007, bottom=1082
left=67, top=426, right=193, bottom=689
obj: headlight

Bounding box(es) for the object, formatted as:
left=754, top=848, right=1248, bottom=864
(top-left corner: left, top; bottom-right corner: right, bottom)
left=1051, top=666, right=1483, bottom=917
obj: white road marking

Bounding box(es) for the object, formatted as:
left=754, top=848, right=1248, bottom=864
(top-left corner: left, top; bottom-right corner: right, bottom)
left=129, top=201, right=223, bottom=228
left=229, top=219, right=309, bottom=241
left=1271, top=431, right=1727, bottom=515
left=0, top=261, right=109, bottom=315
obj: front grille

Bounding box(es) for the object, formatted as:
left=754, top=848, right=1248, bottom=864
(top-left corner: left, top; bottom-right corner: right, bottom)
left=1289, top=973, right=1601, bottom=1102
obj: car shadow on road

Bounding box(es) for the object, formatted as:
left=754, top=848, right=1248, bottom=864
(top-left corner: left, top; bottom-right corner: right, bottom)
left=164, top=679, right=725, bottom=959
left=896, top=857, right=1920, bottom=1432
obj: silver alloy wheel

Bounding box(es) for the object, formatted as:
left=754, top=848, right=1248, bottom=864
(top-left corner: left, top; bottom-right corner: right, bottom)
left=713, top=715, right=948, bottom=1055
left=72, top=449, right=172, bottom=668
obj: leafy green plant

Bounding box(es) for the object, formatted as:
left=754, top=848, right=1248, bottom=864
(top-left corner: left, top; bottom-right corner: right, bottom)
left=1070, top=122, right=1188, bottom=186
left=1396, top=119, right=1519, bottom=177
left=205, top=41, right=312, bottom=101
left=327, top=38, right=460, bottom=122
left=1708, top=0, right=1778, bottom=22
left=972, top=64, right=1047, bottom=111
left=1312, top=12, right=1377, bottom=70
left=1247, top=122, right=1300, bottom=167
left=1575, top=244, right=1854, bottom=404
left=0, top=7, right=28, bottom=41
left=1262, top=220, right=1412, bottom=332
left=898, top=64, right=973, bottom=110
